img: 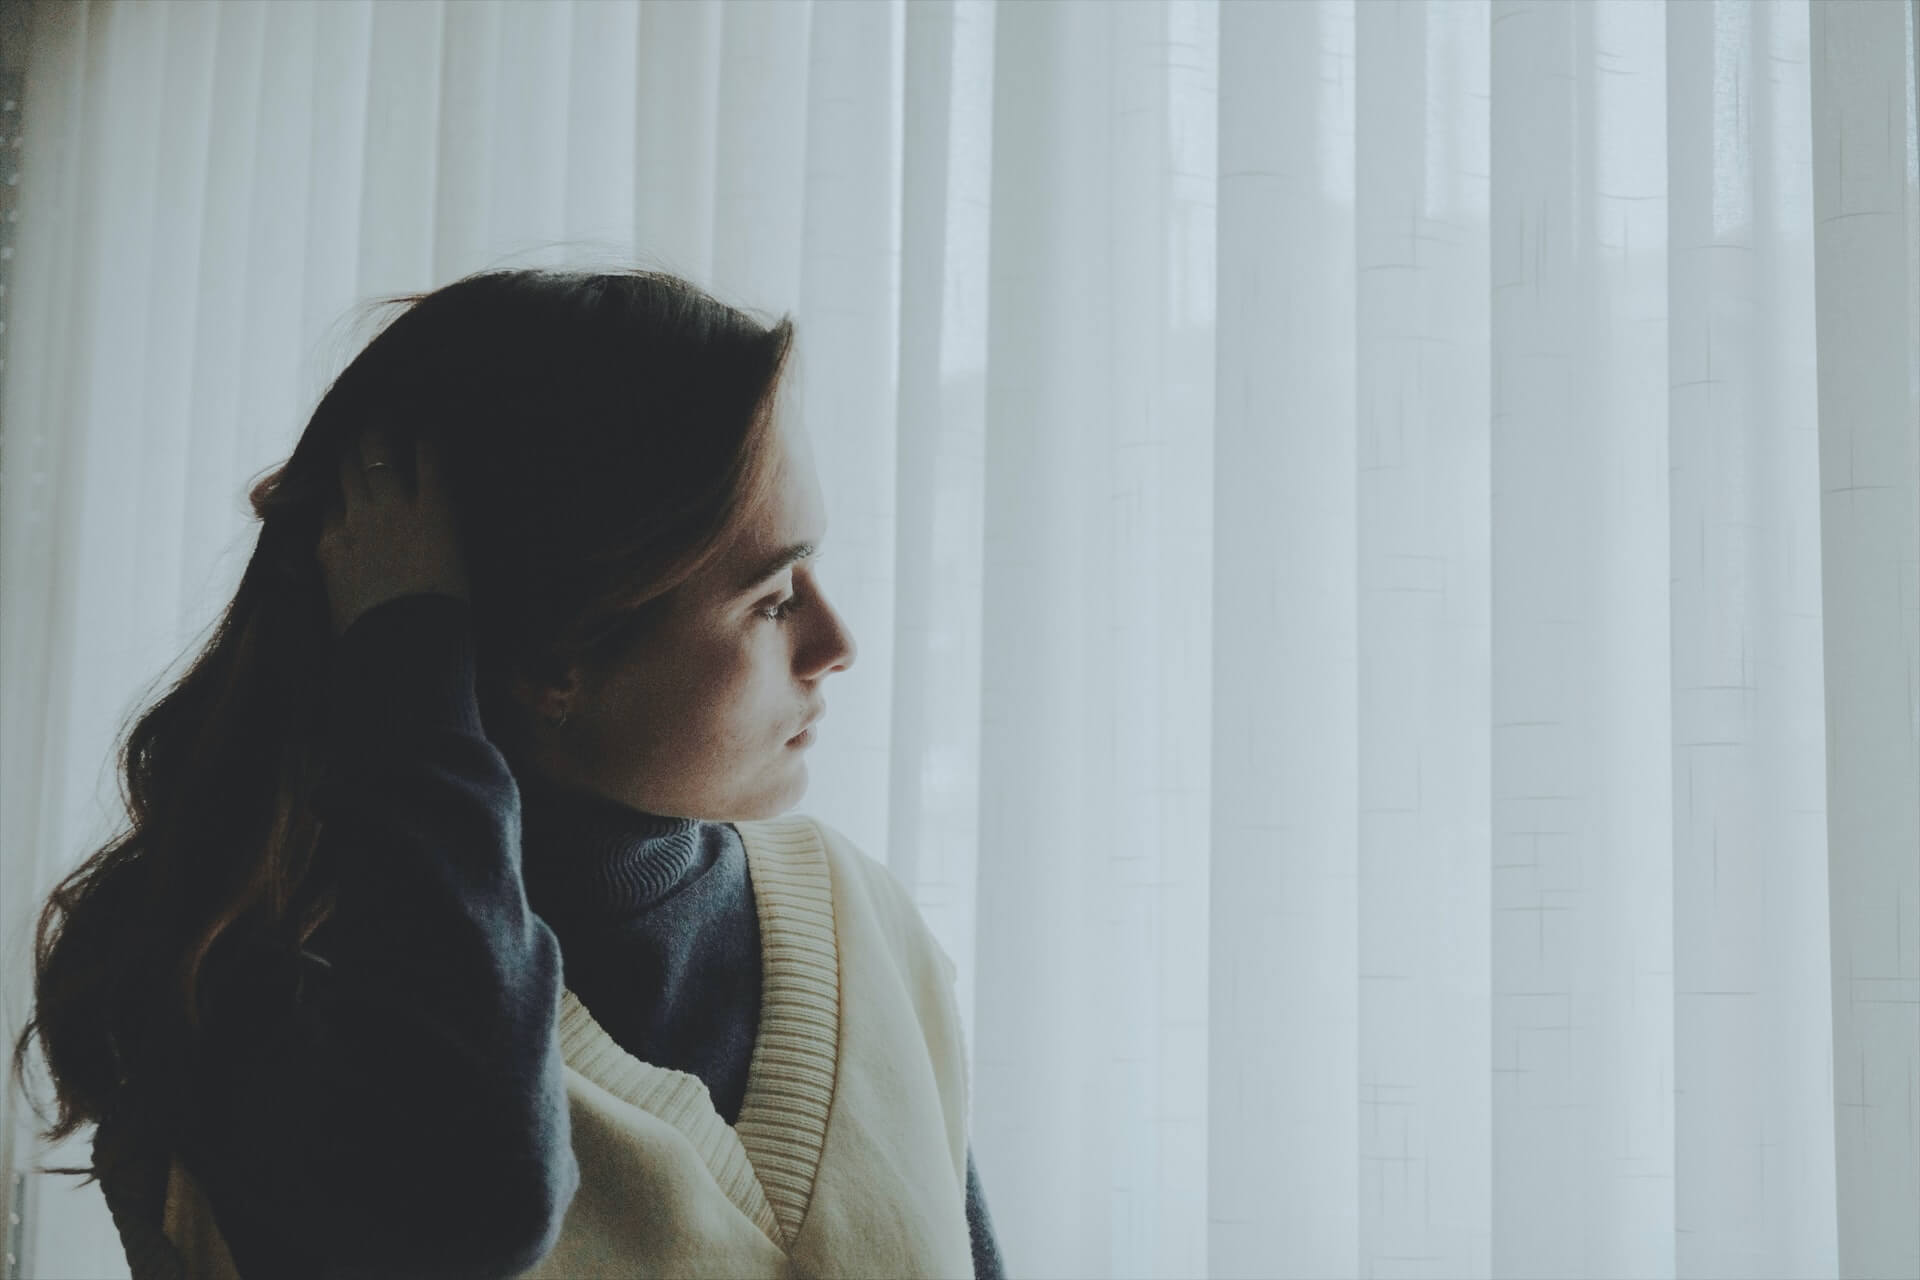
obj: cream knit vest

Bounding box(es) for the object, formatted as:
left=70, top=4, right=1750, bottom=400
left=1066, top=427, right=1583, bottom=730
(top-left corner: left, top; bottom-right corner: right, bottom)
left=158, top=814, right=978, bottom=1279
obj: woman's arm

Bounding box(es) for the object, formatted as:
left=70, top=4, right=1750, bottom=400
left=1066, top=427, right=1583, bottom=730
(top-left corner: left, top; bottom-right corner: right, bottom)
left=173, top=593, right=577, bottom=1279
left=965, top=1146, right=1007, bottom=1279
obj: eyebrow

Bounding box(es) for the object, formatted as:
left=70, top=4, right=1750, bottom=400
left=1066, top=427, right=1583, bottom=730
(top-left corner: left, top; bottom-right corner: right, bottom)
left=740, top=542, right=817, bottom=593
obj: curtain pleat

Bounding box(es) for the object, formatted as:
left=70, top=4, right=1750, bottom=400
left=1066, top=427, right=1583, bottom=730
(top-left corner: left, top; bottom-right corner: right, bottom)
left=1, top=3, right=1913, bottom=1278
left=1809, top=4, right=1920, bottom=1278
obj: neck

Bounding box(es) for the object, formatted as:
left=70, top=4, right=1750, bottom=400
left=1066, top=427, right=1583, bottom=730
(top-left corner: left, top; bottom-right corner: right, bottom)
left=514, top=770, right=708, bottom=919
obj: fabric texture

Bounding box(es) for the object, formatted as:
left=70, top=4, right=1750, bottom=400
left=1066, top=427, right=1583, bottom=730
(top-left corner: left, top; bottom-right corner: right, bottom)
left=156, top=814, right=979, bottom=1280
left=10, top=3, right=1918, bottom=1276
left=90, top=593, right=999, bottom=1279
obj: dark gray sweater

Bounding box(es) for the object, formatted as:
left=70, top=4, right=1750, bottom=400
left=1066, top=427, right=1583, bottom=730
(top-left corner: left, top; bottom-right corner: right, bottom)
left=107, top=592, right=1003, bottom=1278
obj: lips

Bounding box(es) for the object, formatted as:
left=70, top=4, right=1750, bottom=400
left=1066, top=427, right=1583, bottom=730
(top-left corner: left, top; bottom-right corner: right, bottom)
left=789, top=706, right=825, bottom=743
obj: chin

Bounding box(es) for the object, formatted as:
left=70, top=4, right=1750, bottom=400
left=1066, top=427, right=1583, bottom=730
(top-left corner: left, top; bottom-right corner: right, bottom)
left=719, top=765, right=809, bottom=823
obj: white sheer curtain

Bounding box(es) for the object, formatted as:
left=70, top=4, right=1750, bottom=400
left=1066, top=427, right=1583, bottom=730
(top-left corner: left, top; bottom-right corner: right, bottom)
left=2, top=1, right=1915, bottom=1277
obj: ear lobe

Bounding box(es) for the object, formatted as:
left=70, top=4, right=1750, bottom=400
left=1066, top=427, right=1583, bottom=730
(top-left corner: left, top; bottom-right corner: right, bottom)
left=509, top=661, right=582, bottom=724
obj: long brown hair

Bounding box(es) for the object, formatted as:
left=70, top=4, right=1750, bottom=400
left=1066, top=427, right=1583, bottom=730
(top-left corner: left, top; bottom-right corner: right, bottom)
left=9, top=267, right=795, bottom=1178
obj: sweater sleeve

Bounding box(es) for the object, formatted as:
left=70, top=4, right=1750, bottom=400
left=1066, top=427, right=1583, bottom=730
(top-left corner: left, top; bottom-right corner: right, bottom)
left=964, top=1145, right=1007, bottom=1279
left=170, top=592, right=579, bottom=1280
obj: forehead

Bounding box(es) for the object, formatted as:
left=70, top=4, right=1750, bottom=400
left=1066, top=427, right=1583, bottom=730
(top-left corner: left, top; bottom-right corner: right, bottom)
left=712, top=427, right=825, bottom=588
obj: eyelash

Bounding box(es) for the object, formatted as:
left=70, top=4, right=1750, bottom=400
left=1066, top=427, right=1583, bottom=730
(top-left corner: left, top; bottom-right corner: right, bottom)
left=757, top=594, right=805, bottom=623
left=755, top=557, right=822, bottom=624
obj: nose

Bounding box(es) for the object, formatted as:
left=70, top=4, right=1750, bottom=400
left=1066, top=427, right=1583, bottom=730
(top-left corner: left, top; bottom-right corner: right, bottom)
left=809, top=589, right=856, bottom=677
left=832, top=618, right=856, bottom=673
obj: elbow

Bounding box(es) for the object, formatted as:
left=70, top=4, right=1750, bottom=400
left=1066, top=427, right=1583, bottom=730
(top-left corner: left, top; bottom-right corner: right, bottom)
left=494, top=1147, right=580, bottom=1276
left=319, top=1148, right=580, bottom=1280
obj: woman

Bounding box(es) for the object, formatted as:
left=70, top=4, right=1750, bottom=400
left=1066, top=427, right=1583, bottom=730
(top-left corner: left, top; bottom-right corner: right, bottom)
left=10, top=269, right=1005, bottom=1279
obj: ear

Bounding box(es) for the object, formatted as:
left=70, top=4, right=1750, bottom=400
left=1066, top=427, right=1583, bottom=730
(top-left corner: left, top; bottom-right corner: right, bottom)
left=508, top=659, right=583, bottom=726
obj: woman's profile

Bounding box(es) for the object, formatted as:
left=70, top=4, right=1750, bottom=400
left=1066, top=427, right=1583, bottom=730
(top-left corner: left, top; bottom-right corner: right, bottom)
left=9, top=268, right=1005, bottom=1279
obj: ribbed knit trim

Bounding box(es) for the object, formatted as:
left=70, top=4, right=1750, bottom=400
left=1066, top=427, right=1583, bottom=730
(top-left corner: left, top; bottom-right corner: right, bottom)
left=516, top=771, right=707, bottom=918
left=556, top=996, right=783, bottom=1241
left=728, top=814, right=840, bottom=1247
left=555, top=812, right=839, bottom=1252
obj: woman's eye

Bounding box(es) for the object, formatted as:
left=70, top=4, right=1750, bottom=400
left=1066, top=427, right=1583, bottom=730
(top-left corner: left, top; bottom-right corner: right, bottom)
left=755, top=558, right=822, bottom=623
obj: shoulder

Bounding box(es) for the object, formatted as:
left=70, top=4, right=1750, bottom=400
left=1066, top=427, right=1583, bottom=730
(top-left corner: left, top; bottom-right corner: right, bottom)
left=733, top=811, right=886, bottom=902
left=732, top=811, right=870, bottom=880
left=735, top=813, right=957, bottom=987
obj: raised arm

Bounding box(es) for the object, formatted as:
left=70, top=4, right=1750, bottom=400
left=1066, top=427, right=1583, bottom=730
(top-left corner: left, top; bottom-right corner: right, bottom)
left=174, top=592, right=577, bottom=1279
left=171, top=429, right=576, bottom=1278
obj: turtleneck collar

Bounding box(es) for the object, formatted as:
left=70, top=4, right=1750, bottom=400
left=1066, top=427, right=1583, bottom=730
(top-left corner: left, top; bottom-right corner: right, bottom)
left=513, top=769, right=714, bottom=920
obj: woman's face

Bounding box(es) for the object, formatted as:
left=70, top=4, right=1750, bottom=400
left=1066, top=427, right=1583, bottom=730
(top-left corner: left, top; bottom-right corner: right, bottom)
left=517, top=420, right=857, bottom=820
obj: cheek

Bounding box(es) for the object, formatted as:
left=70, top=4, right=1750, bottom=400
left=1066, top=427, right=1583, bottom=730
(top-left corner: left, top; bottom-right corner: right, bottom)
left=677, top=630, right=786, bottom=742
left=599, top=616, right=793, bottom=755
left=593, top=632, right=734, bottom=733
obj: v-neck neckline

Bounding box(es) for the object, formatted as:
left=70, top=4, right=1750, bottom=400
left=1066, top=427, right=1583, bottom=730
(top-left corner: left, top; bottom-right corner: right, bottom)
left=552, top=814, right=840, bottom=1253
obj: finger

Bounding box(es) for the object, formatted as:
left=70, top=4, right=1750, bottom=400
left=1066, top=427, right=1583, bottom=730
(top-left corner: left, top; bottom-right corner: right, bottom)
left=412, top=434, right=440, bottom=500
left=337, top=435, right=371, bottom=518
left=358, top=427, right=403, bottom=496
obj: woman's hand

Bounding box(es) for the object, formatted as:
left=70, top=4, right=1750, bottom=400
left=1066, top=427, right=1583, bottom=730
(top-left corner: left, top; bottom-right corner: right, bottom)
left=316, top=426, right=471, bottom=637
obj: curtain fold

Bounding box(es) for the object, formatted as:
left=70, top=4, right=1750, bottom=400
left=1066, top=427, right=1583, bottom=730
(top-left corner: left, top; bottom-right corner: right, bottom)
left=1809, top=5, right=1920, bottom=1277
left=1, top=2, right=1913, bottom=1277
